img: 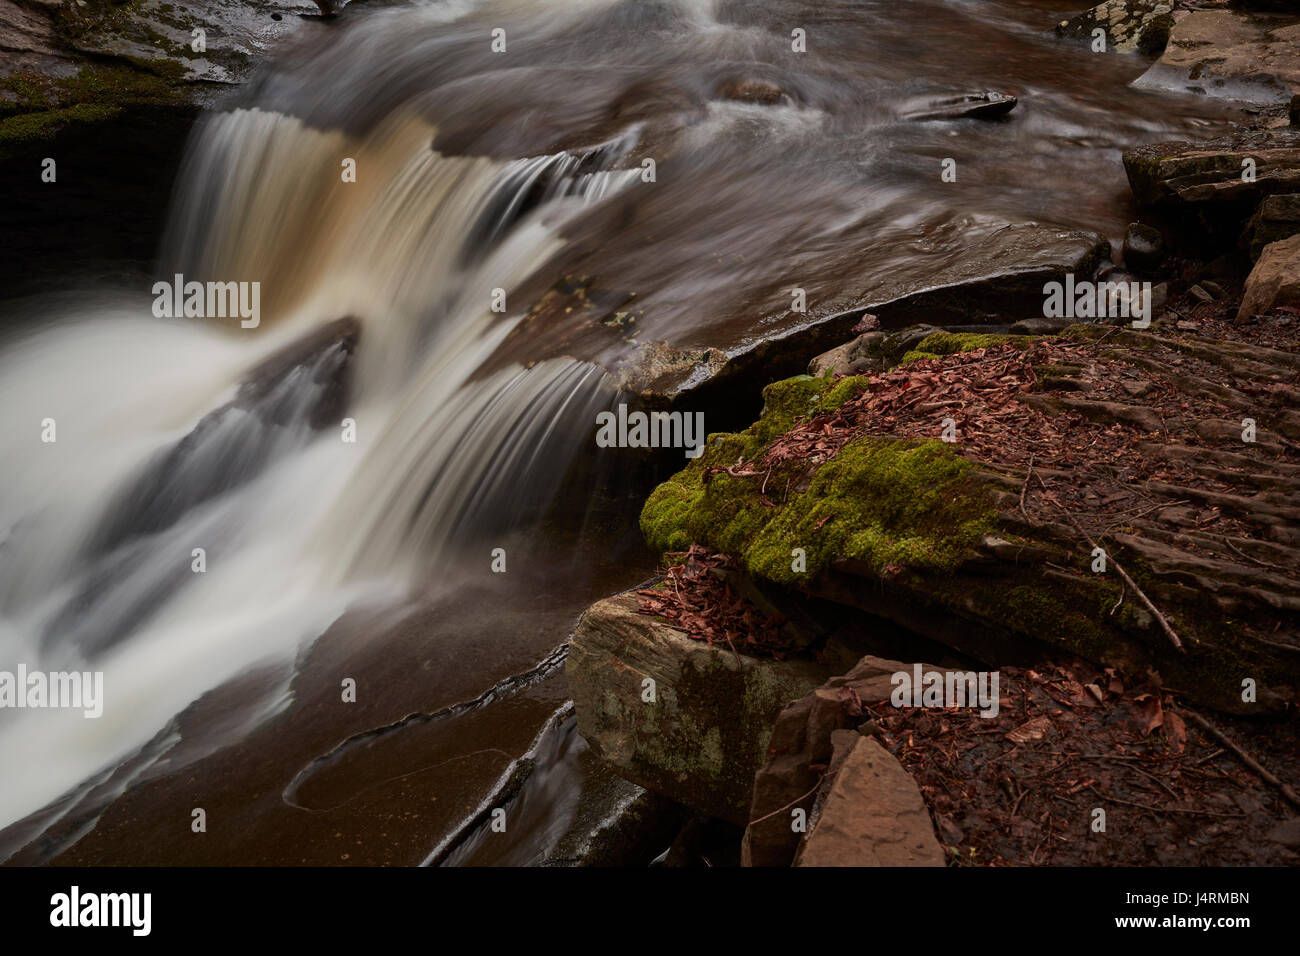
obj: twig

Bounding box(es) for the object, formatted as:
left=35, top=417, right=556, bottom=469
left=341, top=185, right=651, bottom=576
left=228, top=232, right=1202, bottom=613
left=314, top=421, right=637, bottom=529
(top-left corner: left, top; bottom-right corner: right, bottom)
left=1035, top=473, right=1185, bottom=653
left=748, top=771, right=835, bottom=827
left=1019, top=453, right=1035, bottom=521
left=1180, top=709, right=1300, bottom=809
left=1089, top=787, right=1245, bottom=819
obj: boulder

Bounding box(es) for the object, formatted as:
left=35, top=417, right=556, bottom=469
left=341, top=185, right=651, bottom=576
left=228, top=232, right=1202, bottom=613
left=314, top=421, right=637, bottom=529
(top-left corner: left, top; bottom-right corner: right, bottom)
left=742, top=653, right=927, bottom=866
left=1132, top=10, right=1300, bottom=105
left=901, top=92, right=1018, bottom=122
left=1053, top=0, right=1179, bottom=56
left=1244, top=192, right=1300, bottom=259
left=1238, top=233, right=1300, bottom=319
left=793, top=731, right=945, bottom=867
left=567, top=592, right=835, bottom=825
left=1124, top=129, right=1300, bottom=208
left=1123, top=222, right=1166, bottom=272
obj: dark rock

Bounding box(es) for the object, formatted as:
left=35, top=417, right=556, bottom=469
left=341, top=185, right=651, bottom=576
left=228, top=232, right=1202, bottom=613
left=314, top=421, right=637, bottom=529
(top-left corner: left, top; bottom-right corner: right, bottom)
left=1266, top=819, right=1300, bottom=848
left=1123, top=222, right=1166, bottom=272
left=1292, top=93, right=1300, bottom=125
left=1189, top=283, right=1216, bottom=303
left=1052, top=1, right=1178, bottom=56
left=902, top=91, right=1017, bottom=122
left=1123, top=129, right=1300, bottom=253
left=1244, top=193, right=1300, bottom=259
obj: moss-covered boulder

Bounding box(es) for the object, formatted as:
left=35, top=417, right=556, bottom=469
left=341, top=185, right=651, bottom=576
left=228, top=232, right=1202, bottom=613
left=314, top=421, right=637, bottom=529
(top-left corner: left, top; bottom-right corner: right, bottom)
left=566, top=592, right=836, bottom=825
left=640, top=328, right=1300, bottom=714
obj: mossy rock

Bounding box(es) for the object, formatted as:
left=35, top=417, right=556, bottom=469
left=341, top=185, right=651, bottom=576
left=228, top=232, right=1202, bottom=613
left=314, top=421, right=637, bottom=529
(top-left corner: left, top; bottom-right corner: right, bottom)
left=641, top=373, right=996, bottom=584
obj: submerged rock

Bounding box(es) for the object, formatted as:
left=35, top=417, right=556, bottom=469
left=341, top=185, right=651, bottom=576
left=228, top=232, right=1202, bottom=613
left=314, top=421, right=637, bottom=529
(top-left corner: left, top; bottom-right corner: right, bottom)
left=1132, top=10, right=1300, bottom=105
left=566, top=592, right=835, bottom=825
left=901, top=91, right=1017, bottom=122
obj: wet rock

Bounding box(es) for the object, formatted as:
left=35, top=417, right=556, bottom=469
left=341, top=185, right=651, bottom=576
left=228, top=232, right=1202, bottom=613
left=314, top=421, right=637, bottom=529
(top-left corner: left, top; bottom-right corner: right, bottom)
left=718, top=79, right=787, bottom=105
left=1244, top=193, right=1300, bottom=258
left=807, top=331, right=886, bottom=377
left=1123, top=129, right=1300, bottom=251
left=1053, top=0, right=1178, bottom=56
left=1, top=0, right=318, bottom=102
left=1238, top=233, right=1300, bottom=319
left=1123, top=222, right=1166, bottom=272
left=567, top=592, right=835, bottom=825
left=901, top=91, right=1017, bottom=122
left=793, top=731, right=945, bottom=867
left=1132, top=10, right=1300, bottom=106
left=1125, top=129, right=1300, bottom=208
left=742, top=653, right=925, bottom=867
left=1008, top=316, right=1073, bottom=335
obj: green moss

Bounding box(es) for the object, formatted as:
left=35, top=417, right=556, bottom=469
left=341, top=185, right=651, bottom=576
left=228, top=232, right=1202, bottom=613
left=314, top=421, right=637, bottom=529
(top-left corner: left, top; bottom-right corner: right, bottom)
left=0, top=103, right=121, bottom=144
left=915, top=331, right=1035, bottom=355
left=641, top=370, right=996, bottom=585
left=0, top=64, right=187, bottom=147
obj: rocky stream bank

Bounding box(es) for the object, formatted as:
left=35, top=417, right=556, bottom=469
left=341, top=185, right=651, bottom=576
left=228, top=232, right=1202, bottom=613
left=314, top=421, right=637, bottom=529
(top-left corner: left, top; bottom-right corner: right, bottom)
left=568, top=0, right=1300, bottom=867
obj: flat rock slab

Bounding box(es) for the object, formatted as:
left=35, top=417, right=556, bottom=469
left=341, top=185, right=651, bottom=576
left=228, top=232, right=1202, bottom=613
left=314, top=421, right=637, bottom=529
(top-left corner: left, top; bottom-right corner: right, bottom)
left=793, top=730, right=945, bottom=867
left=614, top=222, right=1107, bottom=403
left=1133, top=10, right=1300, bottom=105
left=567, top=592, right=835, bottom=825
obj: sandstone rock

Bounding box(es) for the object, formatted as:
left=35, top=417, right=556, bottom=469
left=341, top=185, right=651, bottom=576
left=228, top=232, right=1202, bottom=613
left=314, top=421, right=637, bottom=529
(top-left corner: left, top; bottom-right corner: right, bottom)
left=1238, top=233, right=1300, bottom=319
left=1133, top=10, right=1300, bottom=106
left=1123, top=222, right=1166, bottom=272
left=1244, top=192, right=1300, bottom=258
left=741, top=653, right=926, bottom=867
left=567, top=592, right=835, bottom=825
left=1053, top=0, right=1178, bottom=56
left=792, top=731, right=945, bottom=867
left=807, top=331, right=885, bottom=376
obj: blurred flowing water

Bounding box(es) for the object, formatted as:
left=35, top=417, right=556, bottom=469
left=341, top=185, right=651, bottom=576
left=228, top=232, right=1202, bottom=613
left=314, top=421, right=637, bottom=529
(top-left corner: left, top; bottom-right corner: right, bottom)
left=0, top=0, right=1237, bottom=862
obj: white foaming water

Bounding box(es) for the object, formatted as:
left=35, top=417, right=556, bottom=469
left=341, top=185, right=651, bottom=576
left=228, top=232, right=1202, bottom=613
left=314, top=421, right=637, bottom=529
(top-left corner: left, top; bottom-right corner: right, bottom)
left=0, top=102, right=638, bottom=830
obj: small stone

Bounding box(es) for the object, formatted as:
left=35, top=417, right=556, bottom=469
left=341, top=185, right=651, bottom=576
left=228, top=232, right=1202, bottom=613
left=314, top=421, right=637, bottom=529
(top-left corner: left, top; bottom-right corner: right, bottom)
left=1123, top=222, right=1165, bottom=273
left=1009, top=317, right=1072, bottom=335
left=1266, top=819, right=1300, bottom=848
left=1176, top=319, right=1199, bottom=330
left=1188, top=284, right=1215, bottom=303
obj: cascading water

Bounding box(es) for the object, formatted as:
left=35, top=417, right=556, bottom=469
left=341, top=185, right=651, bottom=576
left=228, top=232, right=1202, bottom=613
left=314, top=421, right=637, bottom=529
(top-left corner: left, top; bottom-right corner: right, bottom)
left=0, top=102, right=640, bottom=834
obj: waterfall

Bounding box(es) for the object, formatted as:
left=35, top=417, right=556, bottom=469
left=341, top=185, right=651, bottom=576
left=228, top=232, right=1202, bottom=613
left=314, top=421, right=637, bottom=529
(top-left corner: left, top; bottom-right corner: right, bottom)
left=0, top=102, right=640, bottom=832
